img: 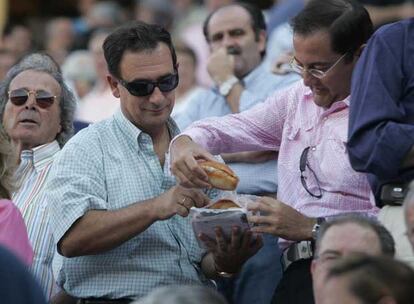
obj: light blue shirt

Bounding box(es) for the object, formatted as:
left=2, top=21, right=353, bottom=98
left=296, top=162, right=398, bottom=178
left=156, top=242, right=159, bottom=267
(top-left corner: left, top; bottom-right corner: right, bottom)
left=46, top=110, right=211, bottom=299
left=175, top=63, right=300, bottom=194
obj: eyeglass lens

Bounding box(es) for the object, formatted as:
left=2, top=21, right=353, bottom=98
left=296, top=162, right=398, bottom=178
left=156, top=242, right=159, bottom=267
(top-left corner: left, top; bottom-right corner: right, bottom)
left=9, top=89, right=55, bottom=109
left=122, top=73, right=179, bottom=97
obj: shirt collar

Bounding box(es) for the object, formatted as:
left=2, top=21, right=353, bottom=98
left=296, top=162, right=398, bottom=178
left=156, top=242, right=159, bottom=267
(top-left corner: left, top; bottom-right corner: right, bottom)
left=114, top=108, right=180, bottom=150
left=20, top=140, right=61, bottom=172
left=303, top=85, right=350, bottom=113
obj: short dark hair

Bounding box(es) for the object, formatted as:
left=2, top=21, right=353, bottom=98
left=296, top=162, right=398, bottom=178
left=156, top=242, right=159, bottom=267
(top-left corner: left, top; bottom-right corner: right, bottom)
left=315, top=214, right=395, bottom=257
left=327, top=254, right=414, bottom=304
left=103, top=21, right=177, bottom=79
left=291, top=0, right=373, bottom=61
left=203, top=2, right=266, bottom=42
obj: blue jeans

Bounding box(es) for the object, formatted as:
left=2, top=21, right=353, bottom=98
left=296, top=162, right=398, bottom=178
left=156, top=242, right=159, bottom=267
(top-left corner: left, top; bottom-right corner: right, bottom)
left=216, top=234, right=283, bottom=304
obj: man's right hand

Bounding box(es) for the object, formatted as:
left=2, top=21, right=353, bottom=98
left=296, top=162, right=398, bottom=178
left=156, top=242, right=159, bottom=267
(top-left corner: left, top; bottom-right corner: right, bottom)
left=170, top=135, right=215, bottom=188
left=157, top=185, right=210, bottom=220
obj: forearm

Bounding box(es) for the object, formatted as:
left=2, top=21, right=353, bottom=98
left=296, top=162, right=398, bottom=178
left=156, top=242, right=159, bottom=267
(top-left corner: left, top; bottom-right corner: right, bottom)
left=59, top=198, right=159, bottom=257
left=221, top=151, right=277, bottom=163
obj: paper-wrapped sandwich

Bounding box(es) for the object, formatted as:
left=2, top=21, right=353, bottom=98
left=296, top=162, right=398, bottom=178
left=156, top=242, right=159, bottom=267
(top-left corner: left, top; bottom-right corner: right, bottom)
left=199, top=160, right=239, bottom=190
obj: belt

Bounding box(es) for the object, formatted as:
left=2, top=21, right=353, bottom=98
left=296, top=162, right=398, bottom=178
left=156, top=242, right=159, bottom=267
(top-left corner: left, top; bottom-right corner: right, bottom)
left=77, top=298, right=132, bottom=304
left=282, top=241, right=314, bottom=270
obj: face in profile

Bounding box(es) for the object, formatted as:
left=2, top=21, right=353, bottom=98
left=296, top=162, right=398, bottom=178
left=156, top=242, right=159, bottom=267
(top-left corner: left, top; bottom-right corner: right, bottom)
left=293, top=30, right=358, bottom=109
left=2, top=70, right=62, bottom=151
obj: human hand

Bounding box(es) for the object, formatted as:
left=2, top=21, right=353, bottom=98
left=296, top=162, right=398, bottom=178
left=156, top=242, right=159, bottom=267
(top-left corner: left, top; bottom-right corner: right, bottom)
left=157, top=185, right=210, bottom=220
left=199, top=226, right=263, bottom=274
left=271, top=51, right=294, bottom=75
left=170, top=135, right=215, bottom=188
left=247, top=197, right=315, bottom=241
left=207, top=47, right=236, bottom=84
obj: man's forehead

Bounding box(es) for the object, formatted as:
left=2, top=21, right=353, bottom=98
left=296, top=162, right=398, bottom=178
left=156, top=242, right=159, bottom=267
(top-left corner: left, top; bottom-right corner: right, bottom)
left=319, top=223, right=381, bottom=255
left=10, top=70, right=61, bottom=93
left=208, top=5, right=251, bottom=33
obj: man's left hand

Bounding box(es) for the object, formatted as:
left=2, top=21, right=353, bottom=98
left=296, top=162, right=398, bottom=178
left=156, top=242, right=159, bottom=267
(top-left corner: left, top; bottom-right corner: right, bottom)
left=247, top=197, right=315, bottom=241
left=199, top=226, right=263, bottom=274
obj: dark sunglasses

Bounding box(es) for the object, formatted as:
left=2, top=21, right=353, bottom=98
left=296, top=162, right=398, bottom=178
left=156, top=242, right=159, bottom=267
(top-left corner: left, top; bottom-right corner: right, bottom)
left=300, top=146, right=323, bottom=199
left=118, top=72, right=179, bottom=97
left=8, top=88, right=56, bottom=109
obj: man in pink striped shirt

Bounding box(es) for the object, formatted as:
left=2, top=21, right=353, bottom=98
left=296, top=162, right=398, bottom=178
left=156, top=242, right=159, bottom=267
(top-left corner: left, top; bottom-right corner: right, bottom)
left=170, top=0, right=378, bottom=303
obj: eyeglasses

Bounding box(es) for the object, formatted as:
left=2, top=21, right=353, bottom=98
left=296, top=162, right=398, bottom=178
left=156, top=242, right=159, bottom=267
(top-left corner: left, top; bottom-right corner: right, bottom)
left=118, top=72, right=179, bottom=97
left=8, top=88, right=56, bottom=109
left=290, top=53, right=348, bottom=79
left=300, top=146, right=322, bottom=198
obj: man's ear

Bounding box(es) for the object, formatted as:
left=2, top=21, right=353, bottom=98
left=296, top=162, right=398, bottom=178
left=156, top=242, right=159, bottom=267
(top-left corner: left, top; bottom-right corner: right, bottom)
left=258, top=29, right=267, bottom=54
left=310, top=258, right=317, bottom=276
left=107, top=75, right=120, bottom=98
left=355, top=44, right=366, bottom=58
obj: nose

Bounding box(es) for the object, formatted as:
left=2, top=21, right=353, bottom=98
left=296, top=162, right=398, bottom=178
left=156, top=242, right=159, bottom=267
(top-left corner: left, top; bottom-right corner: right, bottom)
left=222, top=34, right=236, bottom=49
left=25, top=91, right=37, bottom=108
left=148, top=87, right=165, bottom=105
left=302, top=69, right=317, bottom=88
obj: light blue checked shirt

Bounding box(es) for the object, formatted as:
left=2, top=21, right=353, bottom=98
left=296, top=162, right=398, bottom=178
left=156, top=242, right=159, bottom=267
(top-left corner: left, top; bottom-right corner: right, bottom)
left=175, top=63, right=300, bottom=194
left=13, top=141, right=61, bottom=301
left=46, top=110, right=212, bottom=299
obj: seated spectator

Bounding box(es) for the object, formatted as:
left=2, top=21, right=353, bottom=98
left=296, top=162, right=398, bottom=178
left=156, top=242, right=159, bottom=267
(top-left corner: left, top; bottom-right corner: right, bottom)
left=0, top=127, right=33, bottom=265
left=0, top=245, right=46, bottom=304
left=62, top=50, right=96, bottom=99
left=44, top=17, right=75, bottom=65
left=0, top=52, right=76, bottom=300
left=0, top=48, right=19, bottom=80
left=133, top=285, right=228, bottom=304
left=311, top=214, right=395, bottom=304
left=45, top=21, right=261, bottom=302
left=322, top=254, right=414, bottom=304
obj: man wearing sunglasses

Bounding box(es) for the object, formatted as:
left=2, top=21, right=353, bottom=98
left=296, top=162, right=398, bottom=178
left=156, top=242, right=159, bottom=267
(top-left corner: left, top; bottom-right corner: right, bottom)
left=45, top=22, right=261, bottom=303
left=175, top=3, right=299, bottom=304
left=0, top=53, right=76, bottom=301
left=170, top=1, right=378, bottom=303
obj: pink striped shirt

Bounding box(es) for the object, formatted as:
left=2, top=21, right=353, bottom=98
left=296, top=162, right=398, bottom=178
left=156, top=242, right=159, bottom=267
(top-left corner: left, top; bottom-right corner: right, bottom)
left=182, top=81, right=378, bottom=223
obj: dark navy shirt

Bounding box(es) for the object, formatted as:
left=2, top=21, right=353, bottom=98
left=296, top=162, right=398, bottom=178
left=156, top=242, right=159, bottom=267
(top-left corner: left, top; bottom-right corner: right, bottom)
left=348, top=18, right=414, bottom=202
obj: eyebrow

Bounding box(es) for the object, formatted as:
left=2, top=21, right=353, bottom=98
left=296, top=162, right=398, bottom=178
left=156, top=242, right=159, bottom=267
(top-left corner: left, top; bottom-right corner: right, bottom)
left=293, top=57, right=332, bottom=67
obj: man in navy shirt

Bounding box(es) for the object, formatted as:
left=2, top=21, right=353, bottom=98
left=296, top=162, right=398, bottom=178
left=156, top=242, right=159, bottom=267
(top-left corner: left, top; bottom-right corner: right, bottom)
left=348, top=18, right=414, bottom=266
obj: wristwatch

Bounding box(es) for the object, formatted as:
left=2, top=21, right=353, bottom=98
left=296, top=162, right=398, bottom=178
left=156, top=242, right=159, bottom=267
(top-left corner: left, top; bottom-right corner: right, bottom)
left=214, top=262, right=238, bottom=278
left=311, top=217, right=326, bottom=241
left=218, top=75, right=239, bottom=96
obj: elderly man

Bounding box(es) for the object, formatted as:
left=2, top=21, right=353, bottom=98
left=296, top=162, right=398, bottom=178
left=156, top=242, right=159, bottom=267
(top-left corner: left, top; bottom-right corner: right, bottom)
left=174, top=3, right=299, bottom=303
left=169, top=0, right=378, bottom=302
left=45, top=22, right=261, bottom=303
left=0, top=53, right=76, bottom=300
left=311, top=215, right=395, bottom=304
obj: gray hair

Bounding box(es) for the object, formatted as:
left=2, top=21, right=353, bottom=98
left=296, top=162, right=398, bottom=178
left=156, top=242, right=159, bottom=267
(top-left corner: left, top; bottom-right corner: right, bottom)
left=315, top=213, right=395, bottom=257
left=132, top=285, right=228, bottom=304
left=0, top=52, right=76, bottom=147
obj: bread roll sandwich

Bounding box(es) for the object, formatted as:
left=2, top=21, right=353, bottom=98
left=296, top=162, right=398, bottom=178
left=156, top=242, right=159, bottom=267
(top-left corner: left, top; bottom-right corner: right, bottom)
left=199, top=160, right=239, bottom=190
left=209, top=199, right=240, bottom=209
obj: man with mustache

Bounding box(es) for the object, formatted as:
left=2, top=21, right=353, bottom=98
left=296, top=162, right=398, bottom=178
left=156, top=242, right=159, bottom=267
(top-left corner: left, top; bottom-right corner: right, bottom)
left=0, top=53, right=76, bottom=301
left=174, top=3, right=299, bottom=303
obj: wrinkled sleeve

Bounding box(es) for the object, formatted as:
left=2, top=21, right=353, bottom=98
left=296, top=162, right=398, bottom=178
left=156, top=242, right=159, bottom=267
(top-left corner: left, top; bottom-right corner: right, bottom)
left=180, top=86, right=293, bottom=155
left=46, top=130, right=108, bottom=247
left=348, top=26, right=414, bottom=179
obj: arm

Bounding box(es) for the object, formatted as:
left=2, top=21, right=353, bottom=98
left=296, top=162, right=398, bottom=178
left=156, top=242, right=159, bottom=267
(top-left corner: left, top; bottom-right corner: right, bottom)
left=348, top=24, right=414, bottom=180
left=59, top=186, right=210, bottom=257
left=221, top=151, right=278, bottom=163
